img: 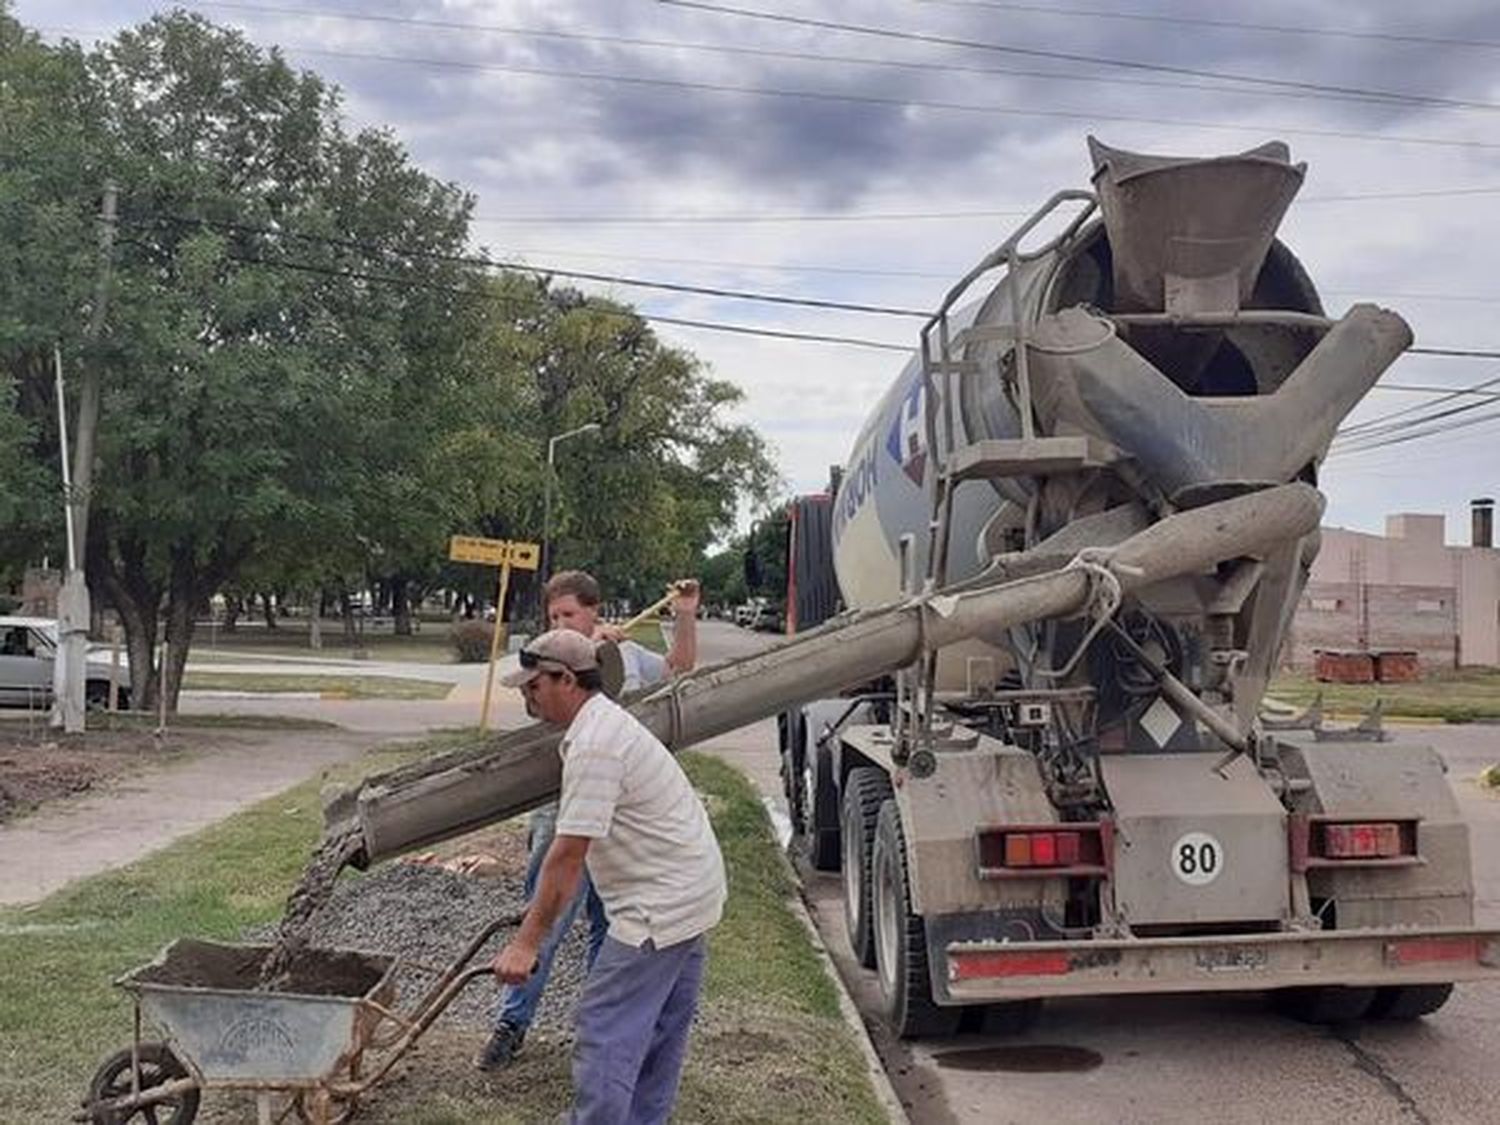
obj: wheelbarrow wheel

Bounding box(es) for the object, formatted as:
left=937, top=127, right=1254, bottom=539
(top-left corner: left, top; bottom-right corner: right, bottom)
left=86, top=1042, right=200, bottom=1125
left=292, top=1089, right=357, bottom=1125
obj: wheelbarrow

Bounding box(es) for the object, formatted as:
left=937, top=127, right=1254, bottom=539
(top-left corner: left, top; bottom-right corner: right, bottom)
left=78, top=912, right=523, bottom=1125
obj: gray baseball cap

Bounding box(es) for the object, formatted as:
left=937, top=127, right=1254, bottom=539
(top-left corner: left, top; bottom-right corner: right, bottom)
left=500, top=629, right=601, bottom=687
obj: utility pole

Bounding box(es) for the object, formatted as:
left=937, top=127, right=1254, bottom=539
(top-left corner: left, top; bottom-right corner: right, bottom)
left=541, top=422, right=601, bottom=584
left=73, top=180, right=116, bottom=559
left=52, top=346, right=85, bottom=732
left=51, top=182, right=117, bottom=733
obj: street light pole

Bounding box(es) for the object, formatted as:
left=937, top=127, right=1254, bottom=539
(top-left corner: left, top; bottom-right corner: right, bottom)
left=542, top=422, right=601, bottom=585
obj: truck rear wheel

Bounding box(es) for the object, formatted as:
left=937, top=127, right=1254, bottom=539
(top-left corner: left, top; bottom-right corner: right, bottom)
left=969, top=999, right=1044, bottom=1036
left=1368, top=983, right=1454, bottom=1021
left=842, top=767, right=893, bottom=968
left=802, top=739, right=841, bottom=871
left=871, top=798, right=961, bottom=1038
left=779, top=712, right=807, bottom=836
left=1270, top=985, right=1376, bottom=1024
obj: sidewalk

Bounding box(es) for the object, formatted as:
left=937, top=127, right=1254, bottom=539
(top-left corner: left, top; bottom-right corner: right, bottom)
left=0, top=729, right=367, bottom=906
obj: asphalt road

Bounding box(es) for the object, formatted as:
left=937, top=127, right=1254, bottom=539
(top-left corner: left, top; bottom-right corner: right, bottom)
left=691, top=624, right=1500, bottom=1125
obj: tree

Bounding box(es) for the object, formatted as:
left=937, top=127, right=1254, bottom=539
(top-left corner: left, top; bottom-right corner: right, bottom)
left=0, top=10, right=779, bottom=707
left=472, top=278, right=778, bottom=610
left=699, top=546, right=747, bottom=610
left=0, top=13, right=100, bottom=572
left=743, top=508, right=790, bottom=601
left=2, top=13, right=485, bottom=708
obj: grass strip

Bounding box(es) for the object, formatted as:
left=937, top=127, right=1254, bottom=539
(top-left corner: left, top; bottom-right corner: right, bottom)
left=1269, top=667, right=1500, bottom=724
left=624, top=620, right=668, bottom=653
left=181, top=672, right=453, bottom=700
left=189, top=624, right=459, bottom=666
left=0, top=741, right=886, bottom=1123
left=84, top=711, right=341, bottom=732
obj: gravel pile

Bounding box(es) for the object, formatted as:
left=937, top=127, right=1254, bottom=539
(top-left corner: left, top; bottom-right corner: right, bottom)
left=248, top=863, right=593, bottom=1036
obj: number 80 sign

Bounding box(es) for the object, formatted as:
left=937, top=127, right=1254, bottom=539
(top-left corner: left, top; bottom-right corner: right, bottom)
left=1171, top=831, right=1224, bottom=886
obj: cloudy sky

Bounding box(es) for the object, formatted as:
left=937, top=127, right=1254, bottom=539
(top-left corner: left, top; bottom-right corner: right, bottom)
left=20, top=0, right=1500, bottom=541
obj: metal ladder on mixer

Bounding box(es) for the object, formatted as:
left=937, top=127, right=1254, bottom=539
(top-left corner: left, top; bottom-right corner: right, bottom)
left=897, top=189, right=1102, bottom=763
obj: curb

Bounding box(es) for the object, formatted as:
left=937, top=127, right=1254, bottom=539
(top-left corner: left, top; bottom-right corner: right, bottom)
left=776, top=850, right=910, bottom=1125
left=179, top=689, right=324, bottom=700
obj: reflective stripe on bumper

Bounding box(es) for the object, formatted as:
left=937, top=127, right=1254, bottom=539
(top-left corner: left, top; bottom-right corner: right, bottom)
left=943, top=927, right=1500, bottom=1001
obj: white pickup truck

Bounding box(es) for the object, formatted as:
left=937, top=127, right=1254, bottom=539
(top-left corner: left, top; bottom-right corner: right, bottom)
left=0, top=616, right=131, bottom=709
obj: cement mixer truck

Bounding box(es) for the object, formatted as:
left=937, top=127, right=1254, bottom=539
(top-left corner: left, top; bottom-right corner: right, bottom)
left=328, top=138, right=1499, bottom=1037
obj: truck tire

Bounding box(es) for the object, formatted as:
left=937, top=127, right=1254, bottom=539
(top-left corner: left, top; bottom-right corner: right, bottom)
left=871, top=798, right=961, bottom=1038
left=1270, top=985, right=1376, bottom=1024
left=841, top=767, right=893, bottom=968
left=1368, top=983, right=1454, bottom=1021
left=970, top=999, right=1045, bottom=1036
left=802, top=738, right=841, bottom=871
left=779, top=711, right=807, bottom=837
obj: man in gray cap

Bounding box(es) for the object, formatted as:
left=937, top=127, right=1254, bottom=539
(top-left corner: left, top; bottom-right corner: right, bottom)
left=478, top=570, right=700, bottom=1071
left=493, top=629, right=726, bottom=1125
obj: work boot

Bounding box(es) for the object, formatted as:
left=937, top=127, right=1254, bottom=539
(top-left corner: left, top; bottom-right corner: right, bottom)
left=474, top=1021, right=527, bottom=1071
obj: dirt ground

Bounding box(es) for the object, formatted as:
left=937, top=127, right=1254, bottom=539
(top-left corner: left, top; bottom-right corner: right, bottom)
left=0, top=725, right=186, bottom=823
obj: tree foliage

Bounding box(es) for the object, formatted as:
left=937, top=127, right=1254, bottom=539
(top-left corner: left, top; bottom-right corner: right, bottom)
left=0, top=9, right=777, bottom=706
left=468, top=278, right=777, bottom=609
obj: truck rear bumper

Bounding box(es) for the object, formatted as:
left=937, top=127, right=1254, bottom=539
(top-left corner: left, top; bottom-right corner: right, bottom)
left=941, top=927, right=1500, bottom=1002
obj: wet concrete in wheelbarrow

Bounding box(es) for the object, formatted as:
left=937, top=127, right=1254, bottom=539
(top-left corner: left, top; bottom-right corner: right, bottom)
left=131, top=938, right=391, bottom=998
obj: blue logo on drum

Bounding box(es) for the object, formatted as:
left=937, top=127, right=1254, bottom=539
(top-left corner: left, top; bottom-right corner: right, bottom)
left=835, top=442, right=879, bottom=533
left=886, top=376, right=927, bottom=486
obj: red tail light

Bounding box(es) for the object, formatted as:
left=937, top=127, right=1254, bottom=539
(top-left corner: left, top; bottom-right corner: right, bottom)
left=979, top=823, right=1108, bottom=877
left=1323, top=822, right=1402, bottom=858
left=1292, top=816, right=1419, bottom=870
left=1003, top=831, right=1078, bottom=867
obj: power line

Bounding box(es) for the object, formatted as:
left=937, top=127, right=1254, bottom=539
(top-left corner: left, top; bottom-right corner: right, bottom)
left=1335, top=381, right=1500, bottom=448
left=217, top=251, right=914, bottom=352
left=1340, top=373, right=1500, bottom=436
left=497, top=245, right=952, bottom=280
left=467, top=184, right=1500, bottom=226
left=1408, top=346, right=1500, bottom=359
left=124, top=212, right=931, bottom=318
left=909, top=0, right=1500, bottom=52
left=1377, top=382, right=1500, bottom=396
left=126, top=213, right=1500, bottom=360
left=181, top=0, right=1498, bottom=115
left=38, top=23, right=1500, bottom=154
left=165, top=44, right=1500, bottom=152
left=477, top=246, right=1500, bottom=310
left=1328, top=406, right=1500, bottom=458
left=657, top=0, right=1500, bottom=113
left=1324, top=288, right=1500, bottom=307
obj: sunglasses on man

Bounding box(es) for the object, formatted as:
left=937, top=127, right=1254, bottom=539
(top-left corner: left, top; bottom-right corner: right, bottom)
left=518, top=649, right=576, bottom=672
left=516, top=652, right=583, bottom=689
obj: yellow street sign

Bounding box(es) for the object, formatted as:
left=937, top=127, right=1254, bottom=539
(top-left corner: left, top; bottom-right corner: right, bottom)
left=505, top=541, right=541, bottom=571
left=449, top=536, right=540, bottom=570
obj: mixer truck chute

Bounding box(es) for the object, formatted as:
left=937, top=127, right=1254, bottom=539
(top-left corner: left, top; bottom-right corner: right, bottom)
left=327, top=138, right=1500, bottom=1039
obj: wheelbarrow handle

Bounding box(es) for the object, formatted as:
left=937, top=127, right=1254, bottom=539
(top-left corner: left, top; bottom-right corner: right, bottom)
left=357, top=957, right=528, bottom=1082
left=461, top=911, right=529, bottom=971
left=402, top=911, right=527, bottom=1024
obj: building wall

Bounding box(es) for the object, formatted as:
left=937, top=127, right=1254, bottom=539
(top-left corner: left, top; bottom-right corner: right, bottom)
left=1287, top=580, right=1458, bottom=669
left=1285, top=513, right=1500, bottom=669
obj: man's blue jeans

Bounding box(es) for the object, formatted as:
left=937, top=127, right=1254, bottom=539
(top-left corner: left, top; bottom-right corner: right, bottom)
left=492, top=805, right=609, bottom=1031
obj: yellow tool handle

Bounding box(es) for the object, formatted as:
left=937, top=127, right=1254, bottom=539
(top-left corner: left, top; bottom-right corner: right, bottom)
left=617, top=583, right=688, bottom=633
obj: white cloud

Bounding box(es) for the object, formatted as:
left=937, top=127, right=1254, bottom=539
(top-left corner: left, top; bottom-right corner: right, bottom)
left=20, top=0, right=1500, bottom=534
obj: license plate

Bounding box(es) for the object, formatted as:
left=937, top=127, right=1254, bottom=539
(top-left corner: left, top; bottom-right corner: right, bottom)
left=1195, top=946, right=1269, bottom=973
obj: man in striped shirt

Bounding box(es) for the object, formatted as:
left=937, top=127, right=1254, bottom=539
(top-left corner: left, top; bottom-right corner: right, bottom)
left=493, top=629, right=726, bottom=1124
left=478, top=570, right=700, bottom=1071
